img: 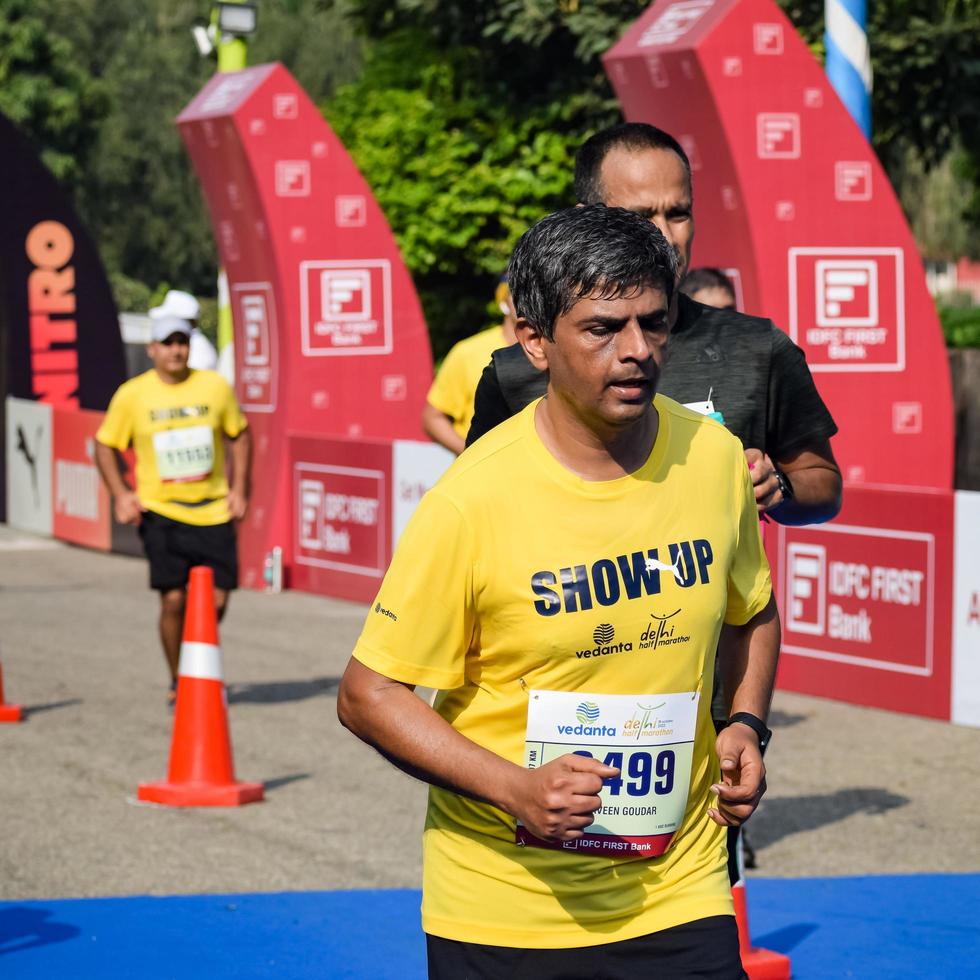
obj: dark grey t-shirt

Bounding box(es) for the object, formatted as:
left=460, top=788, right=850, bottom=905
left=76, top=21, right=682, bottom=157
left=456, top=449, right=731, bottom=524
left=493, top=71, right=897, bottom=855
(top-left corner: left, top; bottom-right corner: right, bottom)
left=466, top=293, right=838, bottom=458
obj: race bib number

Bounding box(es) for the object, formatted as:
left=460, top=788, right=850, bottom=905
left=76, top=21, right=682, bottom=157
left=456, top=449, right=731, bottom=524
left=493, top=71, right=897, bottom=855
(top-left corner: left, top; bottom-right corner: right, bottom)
left=153, top=425, right=214, bottom=483
left=518, top=690, right=699, bottom=858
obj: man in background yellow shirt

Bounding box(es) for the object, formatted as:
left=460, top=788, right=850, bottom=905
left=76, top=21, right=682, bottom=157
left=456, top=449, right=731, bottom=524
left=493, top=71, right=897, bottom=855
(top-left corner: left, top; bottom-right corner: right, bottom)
left=339, top=206, right=779, bottom=978
left=94, top=314, right=251, bottom=704
left=422, top=280, right=517, bottom=454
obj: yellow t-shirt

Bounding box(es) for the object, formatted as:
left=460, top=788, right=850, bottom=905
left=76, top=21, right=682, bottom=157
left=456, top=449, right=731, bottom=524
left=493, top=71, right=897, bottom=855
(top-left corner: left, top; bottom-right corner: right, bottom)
left=352, top=395, right=772, bottom=949
left=426, top=326, right=508, bottom=439
left=96, top=369, right=247, bottom=526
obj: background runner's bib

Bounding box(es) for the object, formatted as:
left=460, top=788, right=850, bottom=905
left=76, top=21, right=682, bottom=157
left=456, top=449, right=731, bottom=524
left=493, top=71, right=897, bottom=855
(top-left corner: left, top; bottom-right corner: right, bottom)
left=152, top=425, right=215, bottom=483
left=518, top=690, right=699, bottom=858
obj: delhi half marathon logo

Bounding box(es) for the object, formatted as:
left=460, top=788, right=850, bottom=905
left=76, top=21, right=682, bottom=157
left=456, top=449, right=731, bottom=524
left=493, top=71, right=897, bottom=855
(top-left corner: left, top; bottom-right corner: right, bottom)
left=576, top=701, right=601, bottom=725
left=640, top=609, right=692, bottom=651
left=576, top=624, right=633, bottom=660
left=624, top=701, right=670, bottom=741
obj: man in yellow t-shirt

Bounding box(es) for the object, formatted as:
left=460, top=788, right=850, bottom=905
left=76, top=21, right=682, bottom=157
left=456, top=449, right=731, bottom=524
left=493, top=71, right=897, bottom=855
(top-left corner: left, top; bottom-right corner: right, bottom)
left=339, top=206, right=779, bottom=978
left=94, top=314, right=251, bottom=701
left=422, top=280, right=517, bottom=455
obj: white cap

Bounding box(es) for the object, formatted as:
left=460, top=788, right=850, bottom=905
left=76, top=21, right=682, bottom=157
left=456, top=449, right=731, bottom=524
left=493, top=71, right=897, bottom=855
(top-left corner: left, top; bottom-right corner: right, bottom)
left=150, top=315, right=192, bottom=343
left=150, top=289, right=200, bottom=321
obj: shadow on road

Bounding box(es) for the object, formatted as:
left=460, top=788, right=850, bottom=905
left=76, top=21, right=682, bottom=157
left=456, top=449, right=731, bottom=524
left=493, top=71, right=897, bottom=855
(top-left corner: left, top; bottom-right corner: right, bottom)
left=752, top=787, right=909, bottom=850
left=24, top=698, right=82, bottom=717
left=752, top=922, right=819, bottom=954
left=768, top=708, right=807, bottom=728
left=0, top=906, right=80, bottom=956
left=262, top=773, right=312, bottom=793
left=227, top=677, right=340, bottom=705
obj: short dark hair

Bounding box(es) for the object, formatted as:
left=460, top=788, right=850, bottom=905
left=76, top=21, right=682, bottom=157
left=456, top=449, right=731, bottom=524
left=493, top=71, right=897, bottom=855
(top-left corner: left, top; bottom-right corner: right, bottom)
left=679, top=267, right=735, bottom=299
left=574, top=123, right=692, bottom=205
left=507, top=205, right=677, bottom=341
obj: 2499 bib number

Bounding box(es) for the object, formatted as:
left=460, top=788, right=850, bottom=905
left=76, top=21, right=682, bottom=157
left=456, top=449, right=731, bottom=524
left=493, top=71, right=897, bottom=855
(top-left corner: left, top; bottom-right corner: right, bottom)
left=572, top=748, right=676, bottom=797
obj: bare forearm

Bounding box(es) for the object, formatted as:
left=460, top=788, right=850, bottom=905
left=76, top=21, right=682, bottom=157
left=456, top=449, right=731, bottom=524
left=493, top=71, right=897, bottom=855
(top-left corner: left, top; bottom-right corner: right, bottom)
left=771, top=464, right=842, bottom=525
left=422, top=404, right=465, bottom=456
left=229, top=429, right=252, bottom=496
left=719, top=594, right=780, bottom=720
left=94, top=442, right=129, bottom=498
left=338, top=658, right=522, bottom=813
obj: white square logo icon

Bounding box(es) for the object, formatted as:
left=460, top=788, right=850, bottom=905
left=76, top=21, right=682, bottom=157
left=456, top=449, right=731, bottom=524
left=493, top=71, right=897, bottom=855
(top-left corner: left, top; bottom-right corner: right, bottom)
left=381, top=375, right=407, bottom=401
left=321, top=270, right=371, bottom=322
left=757, top=113, right=800, bottom=158
left=275, top=160, right=311, bottom=197
left=776, top=200, right=796, bottom=221
left=722, top=57, right=742, bottom=77
left=639, top=0, right=713, bottom=47
left=893, top=402, right=922, bottom=434
left=336, top=195, right=367, bottom=227
left=786, top=543, right=826, bottom=636
left=835, top=161, right=873, bottom=201
left=753, top=23, right=783, bottom=54
left=273, top=93, right=298, bottom=119
left=815, top=260, right=878, bottom=327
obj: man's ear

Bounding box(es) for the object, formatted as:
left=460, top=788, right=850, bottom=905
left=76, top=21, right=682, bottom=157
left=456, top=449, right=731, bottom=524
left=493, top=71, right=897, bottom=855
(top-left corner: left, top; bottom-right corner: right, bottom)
left=515, top=317, right=550, bottom=371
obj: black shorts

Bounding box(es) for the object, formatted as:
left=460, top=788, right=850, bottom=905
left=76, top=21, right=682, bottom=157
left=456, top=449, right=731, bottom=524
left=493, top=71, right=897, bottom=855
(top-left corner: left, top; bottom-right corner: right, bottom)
left=426, top=915, right=746, bottom=980
left=138, top=510, right=238, bottom=592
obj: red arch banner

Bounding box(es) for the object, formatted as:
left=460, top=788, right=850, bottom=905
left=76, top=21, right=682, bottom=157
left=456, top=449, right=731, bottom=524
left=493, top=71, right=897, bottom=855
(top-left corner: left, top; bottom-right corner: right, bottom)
left=604, top=0, right=953, bottom=490
left=177, top=64, right=433, bottom=588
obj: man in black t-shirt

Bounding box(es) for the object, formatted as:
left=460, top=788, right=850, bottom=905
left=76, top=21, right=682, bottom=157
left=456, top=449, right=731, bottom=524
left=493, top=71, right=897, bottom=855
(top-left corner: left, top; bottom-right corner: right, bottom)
left=467, top=123, right=841, bottom=529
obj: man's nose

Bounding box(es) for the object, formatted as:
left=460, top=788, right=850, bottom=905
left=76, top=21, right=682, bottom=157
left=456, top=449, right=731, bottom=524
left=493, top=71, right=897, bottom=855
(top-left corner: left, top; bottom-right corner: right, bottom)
left=617, top=320, right=651, bottom=362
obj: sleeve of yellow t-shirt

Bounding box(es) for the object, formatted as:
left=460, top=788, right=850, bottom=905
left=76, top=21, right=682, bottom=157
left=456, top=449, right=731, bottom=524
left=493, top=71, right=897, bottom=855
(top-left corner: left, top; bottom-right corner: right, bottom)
left=723, top=451, right=773, bottom=625
left=220, top=378, right=248, bottom=438
left=95, top=384, right=133, bottom=450
left=426, top=343, right=468, bottom=424
left=352, top=490, right=476, bottom=690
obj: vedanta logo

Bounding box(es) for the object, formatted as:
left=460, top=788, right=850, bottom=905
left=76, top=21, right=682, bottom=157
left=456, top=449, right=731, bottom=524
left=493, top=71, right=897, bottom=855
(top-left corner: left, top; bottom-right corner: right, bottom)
left=576, top=701, right=600, bottom=724
left=374, top=602, right=397, bottom=622
left=576, top=623, right=633, bottom=659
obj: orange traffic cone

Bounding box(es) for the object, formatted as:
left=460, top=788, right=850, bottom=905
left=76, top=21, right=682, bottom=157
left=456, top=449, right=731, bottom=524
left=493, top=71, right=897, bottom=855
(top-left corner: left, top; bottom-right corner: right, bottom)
left=0, top=659, right=23, bottom=723
left=138, top=566, right=263, bottom=807
left=733, top=828, right=791, bottom=980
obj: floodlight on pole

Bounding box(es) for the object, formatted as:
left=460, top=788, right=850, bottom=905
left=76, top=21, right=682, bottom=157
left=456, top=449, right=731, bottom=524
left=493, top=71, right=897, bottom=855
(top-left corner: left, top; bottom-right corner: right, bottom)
left=217, top=1, right=258, bottom=37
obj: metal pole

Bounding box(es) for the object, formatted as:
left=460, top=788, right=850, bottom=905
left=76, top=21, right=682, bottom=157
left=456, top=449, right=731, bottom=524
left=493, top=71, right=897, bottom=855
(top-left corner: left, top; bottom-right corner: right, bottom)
left=211, top=3, right=250, bottom=377
left=825, top=0, right=872, bottom=139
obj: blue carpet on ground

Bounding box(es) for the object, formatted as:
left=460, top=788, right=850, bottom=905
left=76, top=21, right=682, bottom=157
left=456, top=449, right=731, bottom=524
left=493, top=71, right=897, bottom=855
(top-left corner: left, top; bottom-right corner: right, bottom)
left=2, top=874, right=978, bottom=978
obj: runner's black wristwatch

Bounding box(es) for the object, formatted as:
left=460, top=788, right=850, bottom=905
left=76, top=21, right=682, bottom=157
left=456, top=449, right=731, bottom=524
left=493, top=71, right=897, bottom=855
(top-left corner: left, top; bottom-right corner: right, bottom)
left=773, top=465, right=794, bottom=503
left=727, top=712, right=772, bottom=751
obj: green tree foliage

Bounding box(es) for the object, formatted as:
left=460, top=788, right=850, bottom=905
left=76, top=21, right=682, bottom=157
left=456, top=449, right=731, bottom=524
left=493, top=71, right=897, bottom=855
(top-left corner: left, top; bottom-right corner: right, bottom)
left=0, top=0, right=109, bottom=184
left=0, top=0, right=362, bottom=305
left=327, top=2, right=652, bottom=353
left=326, top=32, right=604, bottom=354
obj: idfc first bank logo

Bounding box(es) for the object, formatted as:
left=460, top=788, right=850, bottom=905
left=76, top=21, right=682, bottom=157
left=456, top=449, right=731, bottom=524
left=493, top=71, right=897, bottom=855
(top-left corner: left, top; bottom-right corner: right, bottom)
left=781, top=525, right=934, bottom=676
left=294, top=463, right=387, bottom=576
left=300, top=259, right=393, bottom=357
left=788, top=248, right=905, bottom=372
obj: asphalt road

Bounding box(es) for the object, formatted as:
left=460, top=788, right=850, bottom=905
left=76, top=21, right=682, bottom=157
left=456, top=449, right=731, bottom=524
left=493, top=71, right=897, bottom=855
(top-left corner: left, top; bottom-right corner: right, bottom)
left=1, top=526, right=977, bottom=900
